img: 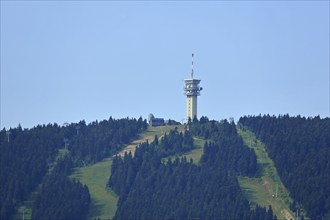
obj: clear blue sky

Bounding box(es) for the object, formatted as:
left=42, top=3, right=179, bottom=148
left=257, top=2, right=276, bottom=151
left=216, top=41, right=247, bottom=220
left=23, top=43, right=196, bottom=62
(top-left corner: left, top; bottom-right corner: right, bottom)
left=1, top=1, right=329, bottom=129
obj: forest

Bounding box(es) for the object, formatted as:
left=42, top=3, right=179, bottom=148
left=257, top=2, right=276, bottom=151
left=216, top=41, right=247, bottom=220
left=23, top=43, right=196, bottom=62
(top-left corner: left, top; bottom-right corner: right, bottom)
left=109, top=120, right=276, bottom=220
left=239, top=115, right=330, bottom=220
left=32, top=156, right=90, bottom=220
left=0, top=117, right=147, bottom=220
left=1, top=114, right=327, bottom=219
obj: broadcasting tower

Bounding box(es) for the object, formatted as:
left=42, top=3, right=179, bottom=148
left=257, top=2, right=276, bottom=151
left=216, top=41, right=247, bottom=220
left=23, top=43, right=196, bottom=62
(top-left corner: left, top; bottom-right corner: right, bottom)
left=184, top=53, right=203, bottom=121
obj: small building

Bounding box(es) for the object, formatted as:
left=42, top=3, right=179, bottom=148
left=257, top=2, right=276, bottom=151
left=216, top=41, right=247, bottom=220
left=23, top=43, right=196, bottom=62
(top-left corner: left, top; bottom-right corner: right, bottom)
left=148, top=114, right=165, bottom=127
left=150, top=118, right=165, bottom=127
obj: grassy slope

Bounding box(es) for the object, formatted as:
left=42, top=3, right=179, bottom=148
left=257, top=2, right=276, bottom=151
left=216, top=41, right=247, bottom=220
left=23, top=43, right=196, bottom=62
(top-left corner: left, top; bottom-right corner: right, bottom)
left=71, top=125, right=183, bottom=220
left=237, top=126, right=296, bottom=220
left=183, top=137, right=206, bottom=164
left=70, top=158, right=117, bottom=220
left=13, top=193, right=35, bottom=220
left=163, top=137, right=206, bottom=164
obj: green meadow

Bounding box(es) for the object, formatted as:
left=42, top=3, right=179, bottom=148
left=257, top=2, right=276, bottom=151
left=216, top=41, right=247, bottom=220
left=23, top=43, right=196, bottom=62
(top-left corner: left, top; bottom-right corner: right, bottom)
left=237, top=125, right=297, bottom=220
left=71, top=158, right=117, bottom=220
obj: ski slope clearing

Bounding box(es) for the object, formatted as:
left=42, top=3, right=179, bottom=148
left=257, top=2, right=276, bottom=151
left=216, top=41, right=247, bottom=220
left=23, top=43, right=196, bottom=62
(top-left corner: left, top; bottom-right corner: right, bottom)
left=71, top=125, right=183, bottom=220
left=237, top=125, right=296, bottom=220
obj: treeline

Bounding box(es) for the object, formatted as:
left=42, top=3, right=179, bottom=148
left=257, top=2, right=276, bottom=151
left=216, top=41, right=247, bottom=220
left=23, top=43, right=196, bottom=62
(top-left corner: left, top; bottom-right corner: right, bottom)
left=239, top=115, right=330, bottom=219
left=65, top=117, right=147, bottom=164
left=109, top=120, right=276, bottom=219
left=190, top=117, right=257, bottom=176
left=152, top=127, right=194, bottom=157
left=32, top=156, right=90, bottom=220
left=0, top=117, right=147, bottom=220
left=0, top=124, right=63, bottom=219
left=109, top=128, right=194, bottom=197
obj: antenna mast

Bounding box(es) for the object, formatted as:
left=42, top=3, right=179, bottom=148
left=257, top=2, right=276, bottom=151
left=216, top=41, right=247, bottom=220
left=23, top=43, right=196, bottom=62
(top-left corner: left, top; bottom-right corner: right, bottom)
left=191, top=53, right=194, bottom=78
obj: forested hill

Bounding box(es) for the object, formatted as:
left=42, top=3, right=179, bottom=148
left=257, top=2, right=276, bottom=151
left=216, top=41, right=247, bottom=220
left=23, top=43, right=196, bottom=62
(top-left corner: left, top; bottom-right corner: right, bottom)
left=0, top=117, right=147, bottom=220
left=239, top=115, right=330, bottom=220
left=109, top=120, right=276, bottom=220
left=1, top=115, right=328, bottom=220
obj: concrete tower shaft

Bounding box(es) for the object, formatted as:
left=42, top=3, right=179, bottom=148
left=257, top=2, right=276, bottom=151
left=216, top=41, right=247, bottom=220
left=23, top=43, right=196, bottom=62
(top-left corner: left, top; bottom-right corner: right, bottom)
left=184, top=78, right=202, bottom=120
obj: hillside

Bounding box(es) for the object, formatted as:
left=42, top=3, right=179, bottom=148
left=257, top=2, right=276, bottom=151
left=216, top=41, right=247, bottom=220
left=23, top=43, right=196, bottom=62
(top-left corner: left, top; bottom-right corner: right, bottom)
left=109, top=120, right=276, bottom=220
left=2, top=115, right=328, bottom=220
left=13, top=148, right=70, bottom=220
left=1, top=117, right=147, bottom=220
left=239, top=115, right=330, bottom=219
left=237, top=126, right=296, bottom=219
left=70, top=125, right=183, bottom=220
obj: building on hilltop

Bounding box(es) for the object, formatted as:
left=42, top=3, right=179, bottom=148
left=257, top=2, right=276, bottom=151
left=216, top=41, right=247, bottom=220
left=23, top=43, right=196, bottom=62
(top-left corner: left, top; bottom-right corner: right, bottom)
left=184, top=53, right=203, bottom=121
left=148, top=114, right=165, bottom=127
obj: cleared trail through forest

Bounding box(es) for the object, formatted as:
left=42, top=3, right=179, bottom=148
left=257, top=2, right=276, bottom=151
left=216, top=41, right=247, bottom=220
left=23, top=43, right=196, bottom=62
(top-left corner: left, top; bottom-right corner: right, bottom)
left=116, top=125, right=184, bottom=157
left=237, top=125, right=296, bottom=220
left=71, top=125, right=183, bottom=220
left=13, top=149, right=69, bottom=220
left=14, top=125, right=199, bottom=220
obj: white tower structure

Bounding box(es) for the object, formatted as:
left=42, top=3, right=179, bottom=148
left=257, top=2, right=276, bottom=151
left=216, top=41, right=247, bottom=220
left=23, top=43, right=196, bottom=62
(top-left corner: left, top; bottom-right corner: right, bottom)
left=184, top=53, right=202, bottom=121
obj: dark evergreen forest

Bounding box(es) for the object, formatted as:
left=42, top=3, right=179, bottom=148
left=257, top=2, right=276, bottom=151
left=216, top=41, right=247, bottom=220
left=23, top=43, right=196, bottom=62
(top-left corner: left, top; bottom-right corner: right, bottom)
left=239, top=115, right=330, bottom=219
left=109, top=120, right=276, bottom=220
left=2, top=114, right=327, bottom=219
left=32, top=156, right=90, bottom=220
left=0, top=117, right=147, bottom=220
